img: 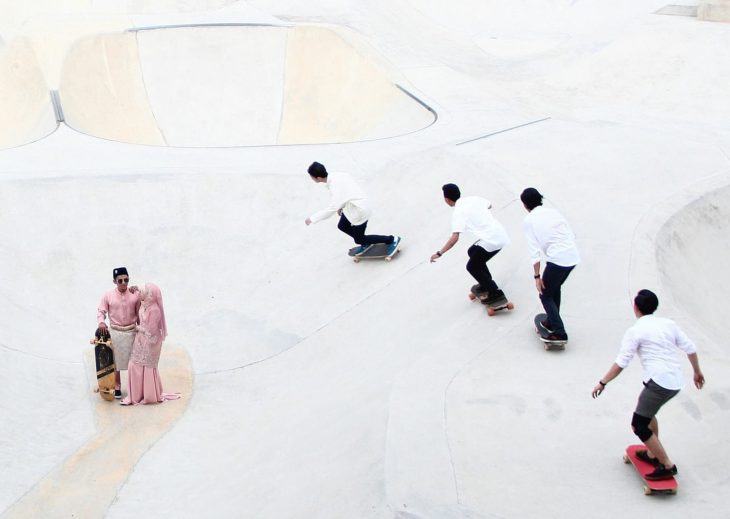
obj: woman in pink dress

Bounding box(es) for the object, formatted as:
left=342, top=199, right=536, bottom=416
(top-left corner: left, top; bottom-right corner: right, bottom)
left=121, top=283, right=180, bottom=405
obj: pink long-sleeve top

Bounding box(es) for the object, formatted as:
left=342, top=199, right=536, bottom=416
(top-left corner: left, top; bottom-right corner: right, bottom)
left=97, top=288, right=140, bottom=327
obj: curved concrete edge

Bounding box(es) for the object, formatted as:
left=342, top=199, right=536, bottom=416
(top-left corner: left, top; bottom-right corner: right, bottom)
left=699, top=0, right=730, bottom=22
left=1, top=345, right=193, bottom=519
left=58, top=32, right=166, bottom=146
left=656, top=180, right=730, bottom=349
left=0, top=39, right=57, bottom=150
left=55, top=23, right=435, bottom=147
left=628, top=171, right=730, bottom=328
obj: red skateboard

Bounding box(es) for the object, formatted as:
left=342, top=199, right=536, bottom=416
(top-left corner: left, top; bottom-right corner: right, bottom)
left=623, top=444, right=678, bottom=495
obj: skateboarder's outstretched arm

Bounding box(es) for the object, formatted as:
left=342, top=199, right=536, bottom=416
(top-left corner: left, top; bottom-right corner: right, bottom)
left=431, top=232, right=459, bottom=262
left=592, top=363, right=623, bottom=398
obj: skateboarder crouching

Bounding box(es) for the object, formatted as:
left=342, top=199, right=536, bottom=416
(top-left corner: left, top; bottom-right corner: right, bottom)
left=592, top=289, right=705, bottom=480
left=304, top=162, right=401, bottom=256
left=430, top=183, right=509, bottom=304
left=97, top=267, right=140, bottom=398
left=521, top=187, right=579, bottom=341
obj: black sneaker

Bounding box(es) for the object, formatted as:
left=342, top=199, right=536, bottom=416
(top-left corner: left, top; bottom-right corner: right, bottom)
left=540, top=333, right=568, bottom=342
left=540, top=320, right=554, bottom=333
left=114, top=389, right=122, bottom=399
left=485, top=290, right=506, bottom=304
left=636, top=450, right=660, bottom=467
left=645, top=464, right=677, bottom=480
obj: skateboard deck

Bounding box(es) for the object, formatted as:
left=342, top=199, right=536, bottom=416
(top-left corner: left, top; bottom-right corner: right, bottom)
left=348, top=242, right=401, bottom=263
left=534, top=313, right=567, bottom=350
left=623, top=444, right=678, bottom=495
left=92, top=329, right=116, bottom=401
left=468, top=284, right=514, bottom=316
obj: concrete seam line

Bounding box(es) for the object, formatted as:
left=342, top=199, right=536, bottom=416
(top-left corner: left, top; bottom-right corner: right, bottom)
left=455, top=117, right=552, bottom=146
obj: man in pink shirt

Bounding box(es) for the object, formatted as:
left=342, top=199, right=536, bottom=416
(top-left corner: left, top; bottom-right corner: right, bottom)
left=97, top=267, right=140, bottom=398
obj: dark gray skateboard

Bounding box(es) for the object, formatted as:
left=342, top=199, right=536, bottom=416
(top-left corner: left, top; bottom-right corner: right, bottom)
left=468, top=284, right=514, bottom=316
left=348, top=242, right=401, bottom=262
left=534, top=313, right=567, bottom=350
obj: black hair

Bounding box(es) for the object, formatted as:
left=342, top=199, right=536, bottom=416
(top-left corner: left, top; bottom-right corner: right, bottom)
left=634, top=289, right=659, bottom=315
left=520, top=187, right=543, bottom=210
left=308, top=162, right=328, bottom=178
left=442, top=183, right=461, bottom=202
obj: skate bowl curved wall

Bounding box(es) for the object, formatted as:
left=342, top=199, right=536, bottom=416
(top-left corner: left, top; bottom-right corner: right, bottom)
left=57, top=25, right=435, bottom=147
left=0, top=39, right=58, bottom=150
left=657, top=183, right=730, bottom=342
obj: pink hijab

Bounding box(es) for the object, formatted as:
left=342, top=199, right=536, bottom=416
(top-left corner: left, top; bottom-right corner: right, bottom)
left=142, top=282, right=168, bottom=340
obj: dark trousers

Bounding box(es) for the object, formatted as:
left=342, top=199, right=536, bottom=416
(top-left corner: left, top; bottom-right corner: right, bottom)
left=540, top=262, right=575, bottom=336
left=466, top=244, right=500, bottom=293
left=338, top=214, right=393, bottom=246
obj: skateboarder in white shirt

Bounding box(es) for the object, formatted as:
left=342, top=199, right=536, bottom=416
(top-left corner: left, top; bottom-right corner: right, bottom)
left=592, top=289, right=705, bottom=481
left=521, top=187, right=579, bottom=341
left=431, top=183, right=510, bottom=303
left=304, top=162, right=401, bottom=255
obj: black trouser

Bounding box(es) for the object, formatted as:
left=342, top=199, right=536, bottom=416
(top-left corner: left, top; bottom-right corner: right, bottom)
left=540, top=262, right=575, bottom=337
left=338, top=214, right=393, bottom=245
left=466, top=244, right=500, bottom=293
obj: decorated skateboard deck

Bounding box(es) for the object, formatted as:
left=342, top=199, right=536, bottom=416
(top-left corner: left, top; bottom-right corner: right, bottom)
left=348, top=241, right=401, bottom=263
left=534, top=313, right=567, bottom=350
left=92, top=329, right=116, bottom=401
left=468, top=284, right=514, bottom=316
left=623, top=444, right=678, bottom=495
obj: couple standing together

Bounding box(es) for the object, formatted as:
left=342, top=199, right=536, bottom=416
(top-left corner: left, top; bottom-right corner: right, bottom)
left=97, top=267, right=180, bottom=405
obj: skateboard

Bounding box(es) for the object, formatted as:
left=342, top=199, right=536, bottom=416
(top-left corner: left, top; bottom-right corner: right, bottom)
left=348, top=242, right=401, bottom=263
left=91, top=328, right=116, bottom=401
left=468, top=284, right=514, bottom=316
left=623, top=444, right=678, bottom=495
left=533, top=313, right=567, bottom=350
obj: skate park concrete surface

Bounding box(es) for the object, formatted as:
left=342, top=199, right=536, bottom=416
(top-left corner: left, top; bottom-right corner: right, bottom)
left=1, top=1, right=729, bottom=518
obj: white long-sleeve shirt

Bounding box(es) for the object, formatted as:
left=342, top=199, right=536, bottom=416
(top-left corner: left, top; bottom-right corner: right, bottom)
left=615, top=314, right=697, bottom=390
left=522, top=205, right=580, bottom=267
left=308, top=171, right=372, bottom=226
left=451, top=196, right=510, bottom=252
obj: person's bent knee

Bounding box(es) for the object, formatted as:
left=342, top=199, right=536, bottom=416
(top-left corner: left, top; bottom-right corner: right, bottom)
left=631, top=413, right=653, bottom=442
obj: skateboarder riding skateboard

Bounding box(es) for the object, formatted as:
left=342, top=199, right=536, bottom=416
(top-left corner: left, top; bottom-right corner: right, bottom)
left=592, top=289, right=705, bottom=481
left=521, top=187, right=579, bottom=342
left=430, top=183, right=509, bottom=305
left=304, top=162, right=400, bottom=256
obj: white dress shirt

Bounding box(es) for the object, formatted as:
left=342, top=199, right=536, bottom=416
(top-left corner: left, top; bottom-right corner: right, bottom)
left=615, top=314, right=697, bottom=390
left=451, top=196, right=510, bottom=252
left=522, top=205, right=580, bottom=267
left=308, top=171, right=372, bottom=226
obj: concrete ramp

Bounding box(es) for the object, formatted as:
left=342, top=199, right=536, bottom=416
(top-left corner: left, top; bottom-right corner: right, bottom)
left=58, top=25, right=435, bottom=146
left=0, top=39, right=57, bottom=150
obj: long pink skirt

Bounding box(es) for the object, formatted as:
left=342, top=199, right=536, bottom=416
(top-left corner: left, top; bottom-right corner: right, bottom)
left=121, top=361, right=181, bottom=405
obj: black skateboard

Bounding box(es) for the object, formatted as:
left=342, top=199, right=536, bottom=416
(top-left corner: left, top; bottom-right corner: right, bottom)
left=92, top=328, right=116, bottom=401
left=348, top=241, right=401, bottom=262
left=468, top=284, right=514, bottom=316
left=534, top=313, right=567, bottom=350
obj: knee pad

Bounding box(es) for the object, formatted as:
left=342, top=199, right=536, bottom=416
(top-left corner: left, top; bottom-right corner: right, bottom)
left=631, top=413, right=653, bottom=442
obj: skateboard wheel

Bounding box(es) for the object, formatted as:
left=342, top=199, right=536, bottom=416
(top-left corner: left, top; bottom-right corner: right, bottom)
left=94, top=388, right=99, bottom=393
left=486, top=307, right=496, bottom=316
left=353, top=257, right=361, bottom=263
left=623, top=455, right=630, bottom=464
left=506, top=302, right=514, bottom=310
left=385, top=257, right=392, bottom=262
left=643, top=486, right=652, bottom=496
left=468, top=293, right=477, bottom=301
